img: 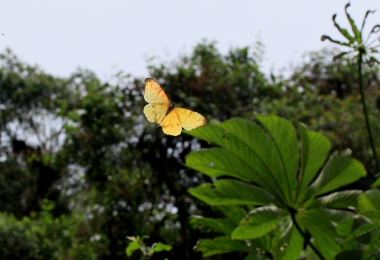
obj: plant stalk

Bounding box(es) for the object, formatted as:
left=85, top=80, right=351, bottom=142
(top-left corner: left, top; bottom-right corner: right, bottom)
left=358, top=51, right=380, bottom=175
left=289, top=209, right=326, bottom=260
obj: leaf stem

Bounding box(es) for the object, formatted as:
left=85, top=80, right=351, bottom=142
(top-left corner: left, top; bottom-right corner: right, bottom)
left=357, top=51, right=380, bottom=174
left=289, top=208, right=326, bottom=260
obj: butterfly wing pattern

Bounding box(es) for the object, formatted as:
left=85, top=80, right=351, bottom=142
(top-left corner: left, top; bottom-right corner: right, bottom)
left=143, top=78, right=171, bottom=124
left=143, top=78, right=207, bottom=136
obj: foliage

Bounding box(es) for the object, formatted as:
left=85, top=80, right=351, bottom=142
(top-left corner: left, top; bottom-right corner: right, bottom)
left=0, top=200, right=104, bottom=260
left=126, top=236, right=172, bottom=259
left=185, top=116, right=380, bottom=259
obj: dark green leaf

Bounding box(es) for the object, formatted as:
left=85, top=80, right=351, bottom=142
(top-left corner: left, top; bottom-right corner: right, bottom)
left=276, top=227, right=303, bottom=260
left=335, top=250, right=364, bottom=260
left=297, top=208, right=340, bottom=259
left=345, top=3, right=362, bottom=43
left=190, top=217, right=237, bottom=235
left=333, top=51, right=352, bottom=60
left=361, top=10, right=376, bottom=32
left=345, top=223, right=380, bottom=241
left=321, top=35, right=351, bottom=47
left=333, top=13, right=356, bottom=43
left=189, top=179, right=275, bottom=206
left=196, top=236, right=251, bottom=257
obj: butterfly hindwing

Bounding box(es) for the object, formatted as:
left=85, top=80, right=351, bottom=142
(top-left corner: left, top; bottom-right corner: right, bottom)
left=143, top=103, right=170, bottom=123
left=160, top=110, right=182, bottom=136
left=172, top=108, right=207, bottom=130
left=160, top=108, right=207, bottom=136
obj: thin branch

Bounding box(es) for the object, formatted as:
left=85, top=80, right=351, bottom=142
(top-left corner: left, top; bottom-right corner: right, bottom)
left=289, top=208, right=326, bottom=260
left=357, top=51, right=380, bottom=174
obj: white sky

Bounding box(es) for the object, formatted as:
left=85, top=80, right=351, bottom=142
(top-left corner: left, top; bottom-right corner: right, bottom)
left=0, top=1, right=379, bottom=81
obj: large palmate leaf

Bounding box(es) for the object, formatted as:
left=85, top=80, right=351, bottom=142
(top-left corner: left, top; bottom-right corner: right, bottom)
left=186, top=116, right=368, bottom=259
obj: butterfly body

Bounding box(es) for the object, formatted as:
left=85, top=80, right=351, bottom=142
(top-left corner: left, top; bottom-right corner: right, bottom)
left=143, top=78, right=207, bottom=136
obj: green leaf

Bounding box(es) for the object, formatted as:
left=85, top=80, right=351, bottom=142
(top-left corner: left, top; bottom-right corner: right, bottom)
left=332, top=13, right=356, bottom=44
left=189, top=179, right=275, bottom=206
left=297, top=124, right=331, bottom=203
left=190, top=216, right=237, bottom=235
left=126, top=240, right=140, bottom=257
left=276, top=227, right=303, bottom=260
left=313, top=190, right=362, bottom=209
left=321, top=35, right=351, bottom=47
left=150, top=242, right=172, bottom=254
left=335, top=216, right=355, bottom=237
left=185, top=148, right=257, bottom=182
left=358, top=190, right=380, bottom=223
left=345, top=223, right=380, bottom=241
left=371, top=176, right=380, bottom=188
left=218, top=206, right=247, bottom=224
left=345, top=3, right=362, bottom=43
left=359, top=190, right=380, bottom=211
left=297, top=209, right=341, bottom=259
left=186, top=116, right=368, bottom=258
left=361, top=10, right=376, bottom=32
left=196, top=236, right=251, bottom=257
left=256, top=115, right=299, bottom=204
left=232, top=206, right=289, bottom=239
left=310, top=150, right=366, bottom=196
left=333, top=51, right=352, bottom=60
left=187, top=118, right=292, bottom=201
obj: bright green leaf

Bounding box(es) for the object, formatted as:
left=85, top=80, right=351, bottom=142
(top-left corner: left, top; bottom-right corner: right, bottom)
left=126, top=241, right=140, bottom=257
left=150, top=242, right=172, bottom=254
left=298, top=124, right=331, bottom=203
left=311, top=150, right=366, bottom=196
left=232, top=206, right=288, bottom=240
left=313, top=190, right=362, bottom=209
left=256, top=115, right=299, bottom=204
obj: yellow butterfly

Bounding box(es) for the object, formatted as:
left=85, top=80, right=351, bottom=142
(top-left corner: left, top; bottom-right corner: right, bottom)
left=143, top=78, right=207, bottom=136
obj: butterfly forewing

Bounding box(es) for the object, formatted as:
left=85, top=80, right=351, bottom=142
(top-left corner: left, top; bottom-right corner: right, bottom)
left=172, top=108, right=207, bottom=130
left=144, top=78, right=170, bottom=104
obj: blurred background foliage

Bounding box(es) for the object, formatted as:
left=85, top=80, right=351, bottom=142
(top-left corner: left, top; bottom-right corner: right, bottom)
left=0, top=39, right=379, bottom=259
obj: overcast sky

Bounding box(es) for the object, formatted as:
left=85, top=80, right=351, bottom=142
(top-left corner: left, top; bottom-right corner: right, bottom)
left=0, top=1, right=379, bottom=81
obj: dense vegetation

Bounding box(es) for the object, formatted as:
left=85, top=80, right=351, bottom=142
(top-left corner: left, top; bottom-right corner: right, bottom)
left=1, top=5, right=380, bottom=259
